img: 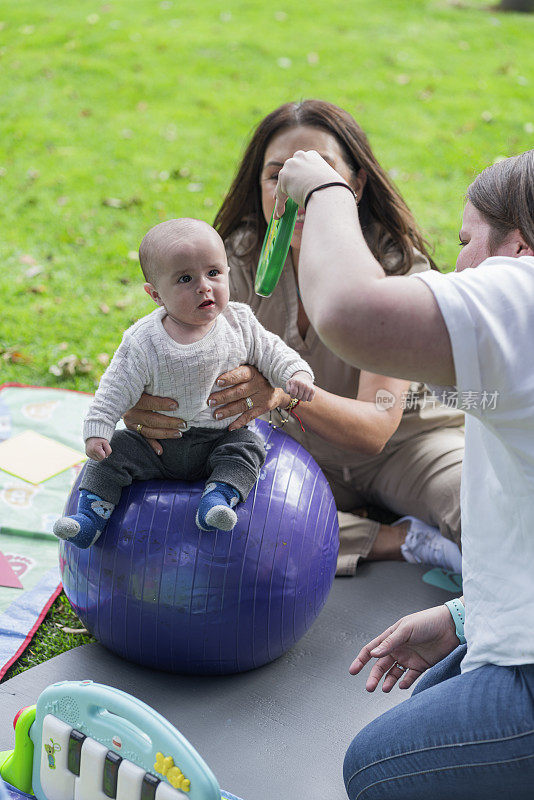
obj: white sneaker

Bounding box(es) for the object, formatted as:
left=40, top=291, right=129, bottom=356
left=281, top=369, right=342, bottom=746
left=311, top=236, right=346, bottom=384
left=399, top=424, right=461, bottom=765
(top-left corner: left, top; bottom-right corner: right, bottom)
left=394, top=515, right=462, bottom=573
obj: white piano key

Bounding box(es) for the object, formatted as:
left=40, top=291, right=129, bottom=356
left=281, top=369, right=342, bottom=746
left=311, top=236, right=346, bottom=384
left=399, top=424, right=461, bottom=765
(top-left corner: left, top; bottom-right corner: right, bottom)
left=39, top=714, right=76, bottom=800
left=155, top=781, right=188, bottom=799
left=115, top=759, right=146, bottom=800
left=74, top=737, right=110, bottom=800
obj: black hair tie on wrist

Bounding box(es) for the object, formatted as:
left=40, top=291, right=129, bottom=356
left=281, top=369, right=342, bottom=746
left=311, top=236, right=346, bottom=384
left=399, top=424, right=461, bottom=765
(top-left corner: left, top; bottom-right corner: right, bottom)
left=304, top=181, right=358, bottom=210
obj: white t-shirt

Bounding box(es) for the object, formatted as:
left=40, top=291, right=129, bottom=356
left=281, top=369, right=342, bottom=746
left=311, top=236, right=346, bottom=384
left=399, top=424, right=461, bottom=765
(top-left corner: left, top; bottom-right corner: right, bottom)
left=416, top=256, right=534, bottom=673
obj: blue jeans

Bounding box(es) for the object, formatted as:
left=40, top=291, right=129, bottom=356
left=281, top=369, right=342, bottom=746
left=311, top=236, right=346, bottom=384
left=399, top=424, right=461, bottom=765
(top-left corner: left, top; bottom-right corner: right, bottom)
left=343, top=645, right=534, bottom=799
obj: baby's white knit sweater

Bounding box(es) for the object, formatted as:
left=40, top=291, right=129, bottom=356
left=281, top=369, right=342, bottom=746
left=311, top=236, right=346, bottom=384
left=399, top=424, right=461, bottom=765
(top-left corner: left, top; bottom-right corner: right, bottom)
left=83, top=302, right=314, bottom=442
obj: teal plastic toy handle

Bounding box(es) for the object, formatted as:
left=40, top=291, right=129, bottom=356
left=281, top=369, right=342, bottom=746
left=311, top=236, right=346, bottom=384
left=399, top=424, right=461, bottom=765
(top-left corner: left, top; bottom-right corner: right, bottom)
left=255, top=198, right=298, bottom=297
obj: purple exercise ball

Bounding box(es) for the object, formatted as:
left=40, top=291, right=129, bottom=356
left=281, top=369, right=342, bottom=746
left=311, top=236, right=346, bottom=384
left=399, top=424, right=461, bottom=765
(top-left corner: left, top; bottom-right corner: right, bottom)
left=59, top=420, right=339, bottom=674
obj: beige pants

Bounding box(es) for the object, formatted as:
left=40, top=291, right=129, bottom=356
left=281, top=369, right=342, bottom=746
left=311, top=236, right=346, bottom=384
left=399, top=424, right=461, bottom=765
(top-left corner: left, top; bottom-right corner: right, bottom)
left=323, top=427, right=464, bottom=576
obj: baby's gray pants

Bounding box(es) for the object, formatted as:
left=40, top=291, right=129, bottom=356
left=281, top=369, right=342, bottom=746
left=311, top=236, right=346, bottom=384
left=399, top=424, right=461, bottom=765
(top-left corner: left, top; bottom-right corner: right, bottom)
left=80, top=427, right=266, bottom=506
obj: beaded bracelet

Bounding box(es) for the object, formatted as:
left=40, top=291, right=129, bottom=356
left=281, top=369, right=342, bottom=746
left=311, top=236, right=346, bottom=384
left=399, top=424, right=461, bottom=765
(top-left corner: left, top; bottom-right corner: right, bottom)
left=268, top=399, right=304, bottom=431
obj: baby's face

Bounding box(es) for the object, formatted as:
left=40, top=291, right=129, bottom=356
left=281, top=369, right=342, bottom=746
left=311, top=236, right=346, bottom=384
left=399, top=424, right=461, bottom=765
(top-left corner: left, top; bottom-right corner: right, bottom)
left=147, top=232, right=230, bottom=328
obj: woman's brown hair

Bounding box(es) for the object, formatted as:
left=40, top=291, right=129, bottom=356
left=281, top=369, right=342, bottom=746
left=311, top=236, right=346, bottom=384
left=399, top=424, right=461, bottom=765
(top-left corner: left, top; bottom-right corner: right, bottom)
left=467, top=150, right=534, bottom=253
left=214, top=100, right=436, bottom=274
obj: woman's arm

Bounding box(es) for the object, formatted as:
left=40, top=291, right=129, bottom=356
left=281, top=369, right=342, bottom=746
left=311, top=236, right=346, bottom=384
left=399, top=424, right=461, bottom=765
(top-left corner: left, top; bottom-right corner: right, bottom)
left=209, top=366, right=409, bottom=455
left=291, top=371, right=409, bottom=455
left=275, top=151, right=455, bottom=387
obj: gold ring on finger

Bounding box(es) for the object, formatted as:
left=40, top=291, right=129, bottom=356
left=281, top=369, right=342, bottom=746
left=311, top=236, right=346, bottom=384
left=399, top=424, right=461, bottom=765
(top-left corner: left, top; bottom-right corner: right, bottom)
left=245, top=396, right=254, bottom=410
left=136, top=423, right=143, bottom=434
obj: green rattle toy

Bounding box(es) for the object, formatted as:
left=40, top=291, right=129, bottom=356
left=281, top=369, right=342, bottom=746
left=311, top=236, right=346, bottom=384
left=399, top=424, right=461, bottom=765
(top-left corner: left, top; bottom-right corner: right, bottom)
left=254, top=198, right=298, bottom=297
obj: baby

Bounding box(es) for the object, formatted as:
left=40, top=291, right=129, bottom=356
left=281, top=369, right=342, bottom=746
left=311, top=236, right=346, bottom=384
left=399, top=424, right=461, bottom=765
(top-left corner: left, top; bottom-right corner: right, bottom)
left=54, top=218, right=315, bottom=548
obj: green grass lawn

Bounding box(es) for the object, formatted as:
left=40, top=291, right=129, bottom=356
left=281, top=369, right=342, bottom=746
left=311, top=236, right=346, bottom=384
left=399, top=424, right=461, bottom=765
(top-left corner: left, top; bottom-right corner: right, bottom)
left=0, top=0, right=533, bottom=677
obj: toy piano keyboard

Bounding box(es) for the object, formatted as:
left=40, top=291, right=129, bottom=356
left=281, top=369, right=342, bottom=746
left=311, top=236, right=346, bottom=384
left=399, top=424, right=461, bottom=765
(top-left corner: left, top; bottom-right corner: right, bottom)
left=0, top=681, right=242, bottom=800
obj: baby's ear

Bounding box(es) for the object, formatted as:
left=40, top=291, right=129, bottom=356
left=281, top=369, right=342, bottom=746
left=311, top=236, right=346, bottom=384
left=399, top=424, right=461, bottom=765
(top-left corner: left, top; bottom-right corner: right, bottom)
left=144, top=283, right=162, bottom=304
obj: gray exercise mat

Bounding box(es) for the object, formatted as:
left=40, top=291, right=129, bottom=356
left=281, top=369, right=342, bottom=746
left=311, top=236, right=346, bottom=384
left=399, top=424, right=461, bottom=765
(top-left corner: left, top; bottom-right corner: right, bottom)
left=0, top=563, right=459, bottom=800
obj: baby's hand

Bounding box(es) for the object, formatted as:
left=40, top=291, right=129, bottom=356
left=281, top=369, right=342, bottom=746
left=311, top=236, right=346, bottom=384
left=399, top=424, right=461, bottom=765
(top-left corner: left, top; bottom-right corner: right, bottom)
left=86, top=437, right=112, bottom=461
left=285, top=371, right=315, bottom=402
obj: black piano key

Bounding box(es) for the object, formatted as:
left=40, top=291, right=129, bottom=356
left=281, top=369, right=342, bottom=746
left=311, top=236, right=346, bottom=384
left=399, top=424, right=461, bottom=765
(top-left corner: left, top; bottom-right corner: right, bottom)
left=103, top=751, right=122, bottom=798
left=67, top=730, right=86, bottom=776
left=140, top=773, right=160, bottom=800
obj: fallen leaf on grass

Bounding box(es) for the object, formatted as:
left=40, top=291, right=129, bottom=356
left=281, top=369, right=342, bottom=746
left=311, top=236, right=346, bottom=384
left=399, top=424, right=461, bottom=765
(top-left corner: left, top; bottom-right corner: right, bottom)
left=419, top=89, right=434, bottom=101
left=170, top=167, right=191, bottom=179
left=1, top=347, right=32, bottom=364
left=99, top=303, right=110, bottom=314
left=49, top=354, right=93, bottom=377
left=20, top=254, right=37, bottom=265
left=56, top=624, right=89, bottom=635
left=25, top=265, right=43, bottom=278
left=102, top=196, right=143, bottom=209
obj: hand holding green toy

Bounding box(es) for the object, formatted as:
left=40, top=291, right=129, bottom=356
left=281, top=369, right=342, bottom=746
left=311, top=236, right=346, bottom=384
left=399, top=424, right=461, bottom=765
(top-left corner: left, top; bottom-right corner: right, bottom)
left=254, top=198, right=298, bottom=297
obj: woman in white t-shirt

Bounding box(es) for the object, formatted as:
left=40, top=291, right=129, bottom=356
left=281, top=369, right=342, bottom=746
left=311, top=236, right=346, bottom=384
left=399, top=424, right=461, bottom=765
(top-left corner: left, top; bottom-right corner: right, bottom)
left=274, top=149, right=534, bottom=798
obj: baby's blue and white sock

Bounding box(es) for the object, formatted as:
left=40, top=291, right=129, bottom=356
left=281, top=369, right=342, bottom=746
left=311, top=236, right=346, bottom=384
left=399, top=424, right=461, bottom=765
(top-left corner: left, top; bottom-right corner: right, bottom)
left=53, top=490, right=115, bottom=549
left=196, top=481, right=240, bottom=532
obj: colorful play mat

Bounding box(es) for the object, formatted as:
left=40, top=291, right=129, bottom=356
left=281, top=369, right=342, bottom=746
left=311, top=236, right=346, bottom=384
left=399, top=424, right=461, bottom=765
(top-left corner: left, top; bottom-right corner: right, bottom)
left=0, top=384, right=92, bottom=679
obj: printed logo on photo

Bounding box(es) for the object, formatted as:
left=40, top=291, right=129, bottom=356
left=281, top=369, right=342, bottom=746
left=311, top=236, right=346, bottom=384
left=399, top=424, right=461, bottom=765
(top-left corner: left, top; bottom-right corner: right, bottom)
left=375, top=389, right=395, bottom=412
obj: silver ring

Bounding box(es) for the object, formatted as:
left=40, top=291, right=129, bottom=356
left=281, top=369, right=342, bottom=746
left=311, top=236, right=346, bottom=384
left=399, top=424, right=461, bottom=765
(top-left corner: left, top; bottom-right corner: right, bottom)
left=136, top=423, right=143, bottom=434
left=393, top=661, right=408, bottom=672
left=245, top=396, right=254, bottom=410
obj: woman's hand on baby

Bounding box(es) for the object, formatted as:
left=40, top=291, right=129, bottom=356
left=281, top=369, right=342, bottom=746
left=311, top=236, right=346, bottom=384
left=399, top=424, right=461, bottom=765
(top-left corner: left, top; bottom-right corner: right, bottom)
left=208, top=365, right=288, bottom=431
left=286, top=371, right=315, bottom=402
left=274, top=149, right=344, bottom=217
left=122, top=393, right=186, bottom=456
left=349, top=605, right=460, bottom=693
left=86, top=437, right=112, bottom=461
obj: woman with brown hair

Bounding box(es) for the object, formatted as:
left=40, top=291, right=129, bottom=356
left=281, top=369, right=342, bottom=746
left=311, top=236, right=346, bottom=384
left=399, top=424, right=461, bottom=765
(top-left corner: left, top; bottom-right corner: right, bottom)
left=124, top=100, right=463, bottom=572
